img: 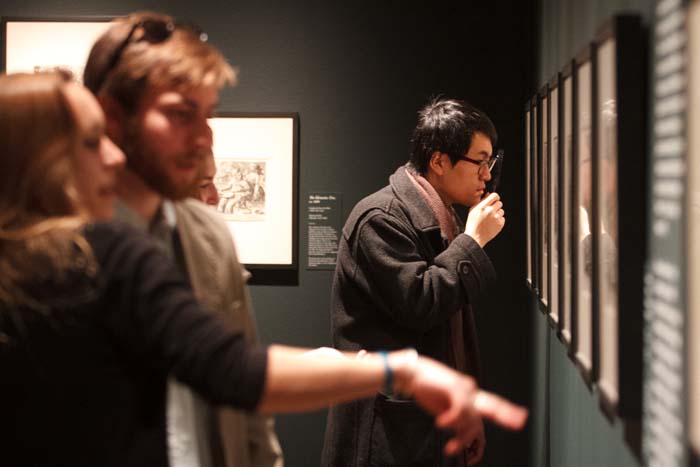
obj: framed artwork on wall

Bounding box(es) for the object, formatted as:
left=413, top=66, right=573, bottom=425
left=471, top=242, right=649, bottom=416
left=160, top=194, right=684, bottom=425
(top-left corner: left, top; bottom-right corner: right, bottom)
left=526, top=100, right=533, bottom=290
left=209, top=113, right=299, bottom=285
left=594, top=14, right=646, bottom=420
left=595, top=28, right=619, bottom=412
left=1, top=17, right=111, bottom=77
left=533, top=95, right=541, bottom=298
left=559, top=61, right=575, bottom=347
left=572, top=44, right=596, bottom=386
left=540, top=87, right=550, bottom=311
left=548, top=76, right=560, bottom=328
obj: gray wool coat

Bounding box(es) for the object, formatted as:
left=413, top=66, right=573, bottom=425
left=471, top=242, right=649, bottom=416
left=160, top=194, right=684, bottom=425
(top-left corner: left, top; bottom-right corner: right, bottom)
left=117, top=199, right=283, bottom=467
left=321, top=165, right=497, bottom=467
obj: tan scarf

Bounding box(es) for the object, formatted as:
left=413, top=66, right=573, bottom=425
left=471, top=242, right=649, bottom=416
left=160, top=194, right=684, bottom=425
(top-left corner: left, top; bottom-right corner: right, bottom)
left=405, top=167, right=468, bottom=373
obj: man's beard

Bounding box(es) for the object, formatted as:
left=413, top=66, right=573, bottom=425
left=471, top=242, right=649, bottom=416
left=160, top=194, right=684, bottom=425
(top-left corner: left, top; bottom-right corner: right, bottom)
left=122, top=122, right=202, bottom=201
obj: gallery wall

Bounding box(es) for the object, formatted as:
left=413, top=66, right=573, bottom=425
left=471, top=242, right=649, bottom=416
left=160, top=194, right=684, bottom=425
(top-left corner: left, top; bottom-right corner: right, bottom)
left=532, top=0, right=655, bottom=466
left=1, top=1, right=535, bottom=466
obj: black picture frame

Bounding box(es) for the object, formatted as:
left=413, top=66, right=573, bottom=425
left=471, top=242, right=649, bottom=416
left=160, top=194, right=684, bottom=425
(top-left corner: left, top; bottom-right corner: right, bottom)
left=593, top=14, right=646, bottom=421
left=536, top=86, right=549, bottom=315
left=559, top=60, right=575, bottom=348
left=524, top=99, right=534, bottom=292
left=571, top=43, right=597, bottom=389
left=209, top=113, right=300, bottom=286
left=532, top=95, right=541, bottom=299
left=548, top=75, right=561, bottom=329
left=539, top=85, right=550, bottom=312
left=525, top=99, right=534, bottom=291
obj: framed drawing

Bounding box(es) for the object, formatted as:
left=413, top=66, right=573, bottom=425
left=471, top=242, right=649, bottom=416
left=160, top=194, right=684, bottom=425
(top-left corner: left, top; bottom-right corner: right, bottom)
left=1, top=17, right=112, bottom=77
left=209, top=113, right=299, bottom=285
left=691, top=0, right=700, bottom=456
left=533, top=95, right=541, bottom=298
left=540, top=86, right=550, bottom=311
left=526, top=100, right=533, bottom=290
left=595, top=28, right=619, bottom=413
left=572, top=44, right=596, bottom=386
left=594, top=15, right=645, bottom=419
left=559, top=61, right=575, bottom=347
left=548, top=75, right=560, bottom=328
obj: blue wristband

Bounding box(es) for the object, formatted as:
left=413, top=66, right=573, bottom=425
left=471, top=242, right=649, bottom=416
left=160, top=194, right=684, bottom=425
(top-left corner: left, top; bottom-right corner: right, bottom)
left=378, top=350, right=393, bottom=395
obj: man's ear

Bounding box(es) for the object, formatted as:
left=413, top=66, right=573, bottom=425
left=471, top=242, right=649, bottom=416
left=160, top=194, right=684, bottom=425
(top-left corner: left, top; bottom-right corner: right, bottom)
left=98, top=95, right=128, bottom=146
left=428, top=151, right=448, bottom=176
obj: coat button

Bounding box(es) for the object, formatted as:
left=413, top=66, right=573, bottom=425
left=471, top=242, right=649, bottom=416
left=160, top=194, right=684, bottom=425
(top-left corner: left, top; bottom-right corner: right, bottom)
left=460, top=262, right=471, bottom=275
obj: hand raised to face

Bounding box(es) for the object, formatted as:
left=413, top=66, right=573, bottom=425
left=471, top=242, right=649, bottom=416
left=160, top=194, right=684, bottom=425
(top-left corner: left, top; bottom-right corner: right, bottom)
left=464, top=192, right=506, bottom=247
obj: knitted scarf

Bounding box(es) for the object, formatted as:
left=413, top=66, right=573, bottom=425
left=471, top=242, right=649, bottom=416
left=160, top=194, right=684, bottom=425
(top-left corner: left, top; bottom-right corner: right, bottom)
left=405, top=166, right=470, bottom=373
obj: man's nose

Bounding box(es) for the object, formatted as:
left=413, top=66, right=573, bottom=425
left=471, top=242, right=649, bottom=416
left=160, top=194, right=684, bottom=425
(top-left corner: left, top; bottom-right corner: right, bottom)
left=209, top=186, right=220, bottom=206
left=103, top=137, right=126, bottom=169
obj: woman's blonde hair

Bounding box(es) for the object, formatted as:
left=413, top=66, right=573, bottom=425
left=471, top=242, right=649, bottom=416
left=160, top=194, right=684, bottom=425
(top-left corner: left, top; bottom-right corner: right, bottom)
left=0, top=72, right=93, bottom=311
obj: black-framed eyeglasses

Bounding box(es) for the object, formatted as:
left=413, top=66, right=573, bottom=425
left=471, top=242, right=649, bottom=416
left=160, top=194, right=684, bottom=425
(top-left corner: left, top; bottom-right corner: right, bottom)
left=461, top=150, right=501, bottom=176
left=91, top=19, right=208, bottom=93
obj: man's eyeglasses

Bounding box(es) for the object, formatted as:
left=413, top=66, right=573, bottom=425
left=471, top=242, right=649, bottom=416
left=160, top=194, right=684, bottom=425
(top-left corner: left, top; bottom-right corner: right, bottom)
left=461, top=150, right=502, bottom=177
left=91, top=18, right=208, bottom=93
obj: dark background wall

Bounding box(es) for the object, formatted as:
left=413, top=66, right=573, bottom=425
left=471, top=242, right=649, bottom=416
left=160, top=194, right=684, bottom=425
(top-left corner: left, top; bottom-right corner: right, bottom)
left=530, top=0, right=654, bottom=466
left=1, top=1, right=535, bottom=466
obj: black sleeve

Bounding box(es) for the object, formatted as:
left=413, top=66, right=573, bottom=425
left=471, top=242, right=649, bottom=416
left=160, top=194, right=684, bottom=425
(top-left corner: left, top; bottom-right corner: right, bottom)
left=354, top=213, right=496, bottom=331
left=85, top=222, right=267, bottom=410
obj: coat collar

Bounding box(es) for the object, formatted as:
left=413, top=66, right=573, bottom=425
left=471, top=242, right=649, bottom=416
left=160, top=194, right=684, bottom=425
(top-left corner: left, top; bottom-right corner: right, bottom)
left=114, top=199, right=177, bottom=233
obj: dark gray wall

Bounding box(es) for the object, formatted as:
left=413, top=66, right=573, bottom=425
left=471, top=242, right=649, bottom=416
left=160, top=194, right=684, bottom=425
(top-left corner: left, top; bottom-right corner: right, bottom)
left=1, top=2, right=535, bottom=466
left=531, top=0, right=654, bottom=466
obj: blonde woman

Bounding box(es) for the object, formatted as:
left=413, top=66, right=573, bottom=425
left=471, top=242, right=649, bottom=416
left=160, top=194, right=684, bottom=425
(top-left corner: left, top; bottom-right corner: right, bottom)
left=0, top=73, right=527, bottom=467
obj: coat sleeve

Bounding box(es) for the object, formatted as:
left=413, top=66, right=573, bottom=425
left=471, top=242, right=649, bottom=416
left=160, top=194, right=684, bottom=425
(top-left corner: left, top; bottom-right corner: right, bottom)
left=212, top=211, right=284, bottom=467
left=353, top=212, right=496, bottom=331
left=174, top=200, right=284, bottom=467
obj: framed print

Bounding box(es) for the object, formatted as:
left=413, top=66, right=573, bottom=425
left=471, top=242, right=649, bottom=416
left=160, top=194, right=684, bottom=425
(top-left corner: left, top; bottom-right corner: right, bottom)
left=595, top=24, right=619, bottom=414
left=548, top=76, right=560, bottom=328
left=209, top=113, right=299, bottom=285
left=559, top=62, right=575, bottom=346
left=540, top=87, right=550, bottom=310
left=526, top=100, right=533, bottom=289
left=594, top=15, right=645, bottom=419
left=2, top=17, right=111, bottom=78
left=533, top=96, right=541, bottom=297
left=689, top=0, right=700, bottom=455
left=572, top=45, right=596, bottom=386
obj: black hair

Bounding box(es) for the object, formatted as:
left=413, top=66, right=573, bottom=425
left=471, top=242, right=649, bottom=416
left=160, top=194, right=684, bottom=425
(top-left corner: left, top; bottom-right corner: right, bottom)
left=409, top=98, right=497, bottom=174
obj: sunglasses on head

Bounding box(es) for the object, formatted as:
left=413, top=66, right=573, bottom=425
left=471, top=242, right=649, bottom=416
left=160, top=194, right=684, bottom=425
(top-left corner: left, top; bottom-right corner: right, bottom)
left=92, top=18, right=208, bottom=93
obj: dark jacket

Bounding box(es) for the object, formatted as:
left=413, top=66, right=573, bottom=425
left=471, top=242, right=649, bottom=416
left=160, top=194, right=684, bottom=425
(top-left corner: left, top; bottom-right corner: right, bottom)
left=321, top=165, right=496, bottom=467
left=0, top=222, right=267, bottom=467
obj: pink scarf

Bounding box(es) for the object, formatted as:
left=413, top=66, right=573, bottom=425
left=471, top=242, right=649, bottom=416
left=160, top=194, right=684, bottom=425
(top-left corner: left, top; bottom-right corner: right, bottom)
left=405, top=167, right=468, bottom=373
left=405, top=168, right=460, bottom=242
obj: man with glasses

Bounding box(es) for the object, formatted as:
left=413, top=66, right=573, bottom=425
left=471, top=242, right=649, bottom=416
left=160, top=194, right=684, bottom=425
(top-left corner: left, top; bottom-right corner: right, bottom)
left=322, top=98, right=505, bottom=467
left=83, top=11, right=283, bottom=467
